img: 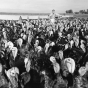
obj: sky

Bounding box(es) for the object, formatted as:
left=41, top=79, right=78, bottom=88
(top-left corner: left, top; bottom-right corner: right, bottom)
left=0, top=0, right=88, bottom=13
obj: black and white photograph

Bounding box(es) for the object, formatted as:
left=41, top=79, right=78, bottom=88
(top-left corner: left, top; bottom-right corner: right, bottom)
left=0, top=0, right=88, bottom=88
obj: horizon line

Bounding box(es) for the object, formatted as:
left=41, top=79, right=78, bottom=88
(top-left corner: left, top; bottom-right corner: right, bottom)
left=0, top=12, right=65, bottom=15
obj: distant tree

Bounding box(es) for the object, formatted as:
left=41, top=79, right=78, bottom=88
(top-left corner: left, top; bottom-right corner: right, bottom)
left=66, top=9, right=73, bottom=13
left=79, top=10, right=83, bottom=14
left=79, top=10, right=86, bottom=14
left=83, top=10, right=87, bottom=14
left=74, top=12, right=79, bottom=14
left=87, top=9, right=88, bottom=13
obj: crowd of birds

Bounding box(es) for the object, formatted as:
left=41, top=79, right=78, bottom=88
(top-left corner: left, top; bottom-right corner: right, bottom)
left=0, top=17, right=88, bottom=88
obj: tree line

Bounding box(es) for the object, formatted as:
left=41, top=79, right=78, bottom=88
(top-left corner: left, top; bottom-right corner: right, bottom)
left=66, top=9, right=88, bottom=14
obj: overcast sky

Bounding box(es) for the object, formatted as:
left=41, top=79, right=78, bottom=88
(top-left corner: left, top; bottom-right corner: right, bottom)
left=0, top=0, right=88, bottom=13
